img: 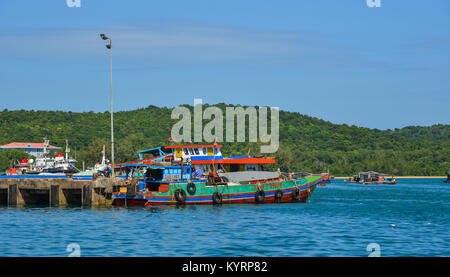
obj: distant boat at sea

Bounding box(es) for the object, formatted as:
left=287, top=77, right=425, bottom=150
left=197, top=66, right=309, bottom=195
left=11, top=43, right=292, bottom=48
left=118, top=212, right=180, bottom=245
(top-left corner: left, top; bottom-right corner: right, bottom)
left=349, top=171, right=396, bottom=185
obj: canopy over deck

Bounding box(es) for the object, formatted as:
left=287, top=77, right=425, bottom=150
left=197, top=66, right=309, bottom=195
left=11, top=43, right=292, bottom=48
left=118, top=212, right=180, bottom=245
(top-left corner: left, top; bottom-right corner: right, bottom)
left=191, top=156, right=275, bottom=165
left=358, top=171, right=394, bottom=178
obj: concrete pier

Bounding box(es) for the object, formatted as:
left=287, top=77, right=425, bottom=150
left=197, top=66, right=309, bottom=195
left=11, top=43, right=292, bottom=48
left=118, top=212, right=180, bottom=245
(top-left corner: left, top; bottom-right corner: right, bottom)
left=0, top=177, right=126, bottom=207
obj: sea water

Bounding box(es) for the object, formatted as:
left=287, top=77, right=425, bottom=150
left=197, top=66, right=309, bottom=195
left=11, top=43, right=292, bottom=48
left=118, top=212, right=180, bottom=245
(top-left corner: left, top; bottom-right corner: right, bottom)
left=0, top=178, right=448, bottom=257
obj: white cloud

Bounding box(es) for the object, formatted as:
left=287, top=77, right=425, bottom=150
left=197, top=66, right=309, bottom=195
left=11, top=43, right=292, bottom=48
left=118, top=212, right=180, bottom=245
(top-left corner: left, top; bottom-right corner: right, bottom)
left=0, top=23, right=313, bottom=64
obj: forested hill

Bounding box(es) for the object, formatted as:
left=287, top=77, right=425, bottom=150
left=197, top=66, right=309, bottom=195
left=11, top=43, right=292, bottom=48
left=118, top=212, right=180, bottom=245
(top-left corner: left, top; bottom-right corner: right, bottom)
left=0, top=104, right=448, bottom=176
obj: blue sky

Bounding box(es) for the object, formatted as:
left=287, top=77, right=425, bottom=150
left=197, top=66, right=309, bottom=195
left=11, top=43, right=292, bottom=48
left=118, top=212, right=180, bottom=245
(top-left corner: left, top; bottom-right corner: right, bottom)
left=0, top=0, right=449, bottom=129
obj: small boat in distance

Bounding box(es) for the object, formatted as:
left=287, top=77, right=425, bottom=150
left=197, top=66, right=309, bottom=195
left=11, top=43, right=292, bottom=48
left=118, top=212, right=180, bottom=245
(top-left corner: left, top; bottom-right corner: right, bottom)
left=444, top=172, right=450, bottom=183
left=74, top=145, right=110, bottom=177
left=353, top=171, right=396, bottom=185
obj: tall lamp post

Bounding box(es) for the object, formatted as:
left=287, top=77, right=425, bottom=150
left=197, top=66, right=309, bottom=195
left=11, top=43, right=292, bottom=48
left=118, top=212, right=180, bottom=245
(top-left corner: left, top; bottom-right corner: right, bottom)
left=100, top=33, right=115, bottom=178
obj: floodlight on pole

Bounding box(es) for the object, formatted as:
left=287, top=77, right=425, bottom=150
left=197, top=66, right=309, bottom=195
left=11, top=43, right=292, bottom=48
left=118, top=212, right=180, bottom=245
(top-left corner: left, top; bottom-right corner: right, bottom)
left=99, top=33, right=115, bottom=178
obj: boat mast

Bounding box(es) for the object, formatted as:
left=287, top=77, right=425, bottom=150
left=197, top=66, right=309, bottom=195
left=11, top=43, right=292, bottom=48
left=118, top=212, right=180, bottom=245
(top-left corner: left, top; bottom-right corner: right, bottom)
left=101, top=145, right=106, bottom=165
left=43, top=136, right=49, bottom=157
left=65, top=139, right=70, bottom=160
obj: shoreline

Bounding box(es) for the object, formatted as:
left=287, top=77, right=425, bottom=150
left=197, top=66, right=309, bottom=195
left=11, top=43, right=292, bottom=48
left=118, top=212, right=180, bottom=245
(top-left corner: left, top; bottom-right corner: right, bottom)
left=333, top=176, right=446, bottom=179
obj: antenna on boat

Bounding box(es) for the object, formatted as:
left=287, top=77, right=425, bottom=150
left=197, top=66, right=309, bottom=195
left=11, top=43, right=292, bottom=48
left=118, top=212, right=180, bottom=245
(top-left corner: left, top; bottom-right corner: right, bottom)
left=212, top=138, right=218, bottom=172
left=180, top=157, right=184, bottom=181
left=101, top=145, right=106, bottom=165
left=43, top=136, right=48, bottom=156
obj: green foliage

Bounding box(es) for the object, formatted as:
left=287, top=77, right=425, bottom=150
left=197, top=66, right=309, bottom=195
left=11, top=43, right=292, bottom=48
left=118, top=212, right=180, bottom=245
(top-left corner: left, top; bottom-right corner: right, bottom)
left=0, top=149, right=33, bottom=172
left=0, top=105, right=448, bottom=176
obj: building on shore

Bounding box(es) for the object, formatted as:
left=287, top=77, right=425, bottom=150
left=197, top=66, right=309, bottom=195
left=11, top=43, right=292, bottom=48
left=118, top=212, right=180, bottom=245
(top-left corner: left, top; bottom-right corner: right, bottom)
left=0, top=142, right=60, bottom=158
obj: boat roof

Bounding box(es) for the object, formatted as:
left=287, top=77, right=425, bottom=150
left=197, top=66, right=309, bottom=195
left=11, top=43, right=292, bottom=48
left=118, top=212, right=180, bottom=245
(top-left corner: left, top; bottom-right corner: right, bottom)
left=115, top=155, right=275, bottom=168
left=119, top=163, right=192, bottom=169
left=191, top=156, right=275, bottom=164
left=358, top=171, right=393, bottom=176
left=114, top=143, right=274, bottom=168
left=114, top=156, right=169, bottom=167
left=137, top=147, right=167, bottom=156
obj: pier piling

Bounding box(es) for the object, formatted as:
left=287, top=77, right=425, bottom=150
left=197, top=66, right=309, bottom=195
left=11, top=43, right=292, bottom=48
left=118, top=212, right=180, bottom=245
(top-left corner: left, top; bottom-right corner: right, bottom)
left=0, top=177, right=125, bottom=207
left=82, top=185, right=92, bottom=207
left=8, top=184, right=18, bottom=206
left=50, top=185, right=59, bottom=207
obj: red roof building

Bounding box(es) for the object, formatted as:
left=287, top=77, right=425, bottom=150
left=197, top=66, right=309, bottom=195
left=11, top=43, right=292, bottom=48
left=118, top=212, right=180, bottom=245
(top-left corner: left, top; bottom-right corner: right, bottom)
left=0, top=142, right=61, bottom=157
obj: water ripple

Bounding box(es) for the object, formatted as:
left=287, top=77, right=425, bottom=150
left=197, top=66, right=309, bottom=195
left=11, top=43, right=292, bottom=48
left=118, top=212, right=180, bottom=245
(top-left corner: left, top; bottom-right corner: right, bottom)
left=0, top=179, right=449, bottom=256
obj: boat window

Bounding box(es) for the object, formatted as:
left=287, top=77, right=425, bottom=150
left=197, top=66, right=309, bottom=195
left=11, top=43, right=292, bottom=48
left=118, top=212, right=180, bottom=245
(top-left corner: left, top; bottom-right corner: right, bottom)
left=202, top=148, right=207, bottom=155
left=188, top=148, right=194, bottom=155
left=213, top=148, right=217, bottom=155
left=183, top=148, right=189, bottom=155
left=193, top=148, right=200, bottom=155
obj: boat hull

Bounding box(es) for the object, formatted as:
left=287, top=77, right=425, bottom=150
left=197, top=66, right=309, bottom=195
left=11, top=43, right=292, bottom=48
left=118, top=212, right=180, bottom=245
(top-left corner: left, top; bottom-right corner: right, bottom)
left=42, top=168, right=77, bottom=174
left=112, top=175, right=325, bottom=207
left=112, top=198, right=148, bottom=206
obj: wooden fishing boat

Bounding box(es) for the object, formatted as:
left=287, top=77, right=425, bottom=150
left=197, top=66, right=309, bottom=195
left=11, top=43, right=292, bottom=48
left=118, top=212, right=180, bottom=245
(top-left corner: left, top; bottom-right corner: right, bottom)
left=356, top=171, right=396, bottom=185
left=112, top=168, right=326, bottom=206
left=111, top=143, right=327, bottom=206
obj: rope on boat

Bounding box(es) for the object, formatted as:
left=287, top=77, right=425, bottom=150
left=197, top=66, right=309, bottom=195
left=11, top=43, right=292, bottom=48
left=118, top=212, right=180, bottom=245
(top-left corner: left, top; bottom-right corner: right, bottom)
left=256, top=183, right=263, bottom=191
left=219, top=184, right=227, bottom=195
left=169, top=182, right=175, bottom=201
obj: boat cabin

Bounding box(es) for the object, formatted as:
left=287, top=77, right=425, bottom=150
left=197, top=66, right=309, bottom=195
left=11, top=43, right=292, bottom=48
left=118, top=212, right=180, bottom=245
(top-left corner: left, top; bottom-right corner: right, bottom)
left=358, top=171, right=393, bottom=184
left=118, top=143, right=276, bottom=175
left=119, top=163, right=194, bottom=192
left=114, top=144, right=283, bottom=193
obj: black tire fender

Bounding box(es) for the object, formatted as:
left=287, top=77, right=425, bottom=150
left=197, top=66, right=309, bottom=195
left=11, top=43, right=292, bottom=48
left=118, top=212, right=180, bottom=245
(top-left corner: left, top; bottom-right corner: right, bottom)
left=174, top=188, right=187, bottom=203
left=212, top=191, right=223, bottom=205
left=292, top=187, right=301, bottom=201
left=274, top=189, right=283, bottom=201
left=255, top=189, right=265, bottom=203
left=187, top=182, right=196, bottom=195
